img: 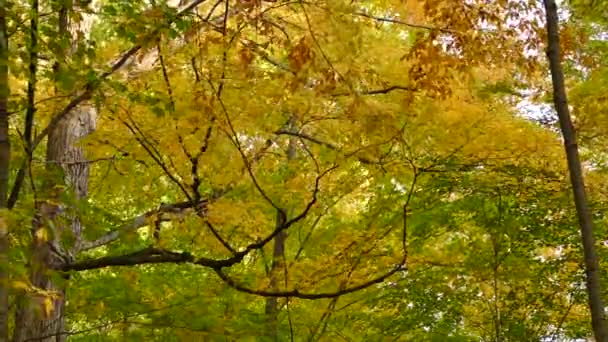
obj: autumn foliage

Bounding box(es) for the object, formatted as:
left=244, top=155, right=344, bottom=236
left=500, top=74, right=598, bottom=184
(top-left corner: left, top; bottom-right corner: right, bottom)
left=0, top=0, right=608, bottom=341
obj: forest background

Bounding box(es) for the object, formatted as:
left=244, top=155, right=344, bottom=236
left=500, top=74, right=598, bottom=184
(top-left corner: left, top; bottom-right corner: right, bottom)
left=2, top=0, right=608, bottom=341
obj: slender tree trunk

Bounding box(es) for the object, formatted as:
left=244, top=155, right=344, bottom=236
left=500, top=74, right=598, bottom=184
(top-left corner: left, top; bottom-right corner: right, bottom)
left=265, top=120, right=297, bottom=340
left=543, top=1, right=608, bottom=340
left=265, top=215, right=287, bottom=337
left=0, top=0, right=9, bottom=339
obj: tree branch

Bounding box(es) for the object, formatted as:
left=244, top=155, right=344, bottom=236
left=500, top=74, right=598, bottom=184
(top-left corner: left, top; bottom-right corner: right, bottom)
left=30, top=0, right=210, bottom=149
left=77, top=199, right=208, bottom=252
left=8, top=0, right=211, bottom=208
left=213, top=261, right=405, bottom=299
left=331, top=85, right=415, bottom=97
left=274, top=130, right=376, bottom=164
left=352, top=11, right=456, bottom=34
left=69, top=167, right=335, bottom=268
left=59, top=246, right=406, bottom=299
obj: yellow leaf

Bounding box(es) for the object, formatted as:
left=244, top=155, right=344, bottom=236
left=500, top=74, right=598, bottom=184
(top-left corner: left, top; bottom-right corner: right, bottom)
left=11, top=281, right=30, bottom=291
left=42, top=297, right=54, bottom=319
left=34, top=228, right=48, bottom=242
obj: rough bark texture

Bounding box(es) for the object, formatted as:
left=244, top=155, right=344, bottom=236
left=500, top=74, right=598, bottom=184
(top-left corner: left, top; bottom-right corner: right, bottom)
left=12, top=203, right=68, bottom=342
left=0, top=0, right=9, bottom=339
left=543, top=1, right=608, bottom=341
left=13, top=105, right=96, bottom=342
left=12, top=2, right=96, bottom=340
left=14, top=105, right=96, bottom=342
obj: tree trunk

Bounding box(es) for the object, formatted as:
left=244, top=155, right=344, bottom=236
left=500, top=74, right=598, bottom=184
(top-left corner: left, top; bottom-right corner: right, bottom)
left=265, top=215, right=287, bottom=338
left=12, top=104, right=96, bottom=342
left=0, top=0, right=9, bottom=339
left=265, top=121, right=297, bottom=340
left=12, top=2, right=96, bottom=340
left=543, top=1, right=608, bottom=340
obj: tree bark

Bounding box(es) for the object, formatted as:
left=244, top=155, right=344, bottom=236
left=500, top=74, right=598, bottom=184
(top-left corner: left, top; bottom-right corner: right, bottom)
left=12, top=1, right=96, bottom=340
left=13, top=105, right=95, bottom=342
left=543, top=1, right=608, bottom=340
left=0, top=0, right=9, bottom=339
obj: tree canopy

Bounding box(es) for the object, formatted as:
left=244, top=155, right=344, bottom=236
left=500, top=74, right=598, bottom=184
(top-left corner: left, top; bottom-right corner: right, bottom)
left=2, top=0, right=608, bottom=341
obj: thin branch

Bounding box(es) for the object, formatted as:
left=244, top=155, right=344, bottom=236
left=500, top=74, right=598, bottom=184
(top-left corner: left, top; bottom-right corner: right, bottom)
left=77, top=199, right=209, bottom=252
left=8, top=0, right=211, bottom=208
left=213, top=260, right=404, bottom=299
left=204, top=0, right=223, bottom=21
left=203, top=220, right=236, bottom=254
left=331, top=85, right=415, bottom=97
left=23, top=0, right=37, bottom=160
left=157, top=41, right=175, bottom=110
left=7, top=94, right=71, bottom=116
left=208, top=80, right=286, bottom=219
left=283, top=165, right=337, bottom=228
left=274, top=130, right=376, bottom=164
left=352, top=11, right=457, bottom=34
left=308, top=298, right=339, bottom=342
left=275, top=130, right=336, bottom=150
left=121, top=117, right=193, bottom=201
left=549, top=297, right=576, bottom=342
left=300, top=1, right=350, bottom=90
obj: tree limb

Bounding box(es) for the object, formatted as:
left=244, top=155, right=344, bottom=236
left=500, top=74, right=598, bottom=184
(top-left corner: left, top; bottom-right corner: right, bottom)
left=352, top=11, right=457, bottom=34
left=77, top=199, right=208, bottom=252
left=68, top=166, right=335, bottom=266
left=59, top=246, right=406, bottom=299
left=8, top=0, right=211, bottom=208
left=331, top=85, right=415, bottom=97
left=213, top=261, right=405, bottom=299
left=274, top=130, right=376, bottom=164
left=33, top=0, right=210, bottom=148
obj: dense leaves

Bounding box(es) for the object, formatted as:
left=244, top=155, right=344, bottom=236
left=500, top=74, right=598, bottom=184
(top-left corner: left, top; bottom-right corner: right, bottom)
left=1, top=0, right=608, bottom=341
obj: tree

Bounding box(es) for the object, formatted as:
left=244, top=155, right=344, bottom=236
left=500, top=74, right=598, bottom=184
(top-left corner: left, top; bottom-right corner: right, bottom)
left=0, top=0, right=8, bottom=339
left=1, top=0, right=607, bottom=340
left=542, top=0, right=608, bottom=340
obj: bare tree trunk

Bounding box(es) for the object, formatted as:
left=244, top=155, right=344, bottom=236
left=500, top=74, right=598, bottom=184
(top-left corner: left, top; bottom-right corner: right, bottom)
left=0, top=0, right=9, bottom=339
left=543, top=1, right=608, bottom=340
left=12, top=1, right=96, bottom=340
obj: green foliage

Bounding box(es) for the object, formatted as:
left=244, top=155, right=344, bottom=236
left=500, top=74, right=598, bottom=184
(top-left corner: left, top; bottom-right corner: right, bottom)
left=3, top=0, right=608, bottom=341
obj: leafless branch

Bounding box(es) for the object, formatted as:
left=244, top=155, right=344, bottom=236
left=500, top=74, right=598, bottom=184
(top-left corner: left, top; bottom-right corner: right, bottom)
left=352, top=11, right=457, bottom=34
left=274, top=130, right=376, bottom=164
left=213, top=260, right=404, bottom=299
left=331, top=85, right=415, bottom=97
left=121, top=117, right=193, bottom=201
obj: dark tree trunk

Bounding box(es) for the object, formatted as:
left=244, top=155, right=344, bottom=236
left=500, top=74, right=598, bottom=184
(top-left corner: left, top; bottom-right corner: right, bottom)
left=543, top=0, right=608, bottom=340
left=265, top=120, right=297, bottom=340
left=0, top=0, right=9, bottom=339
